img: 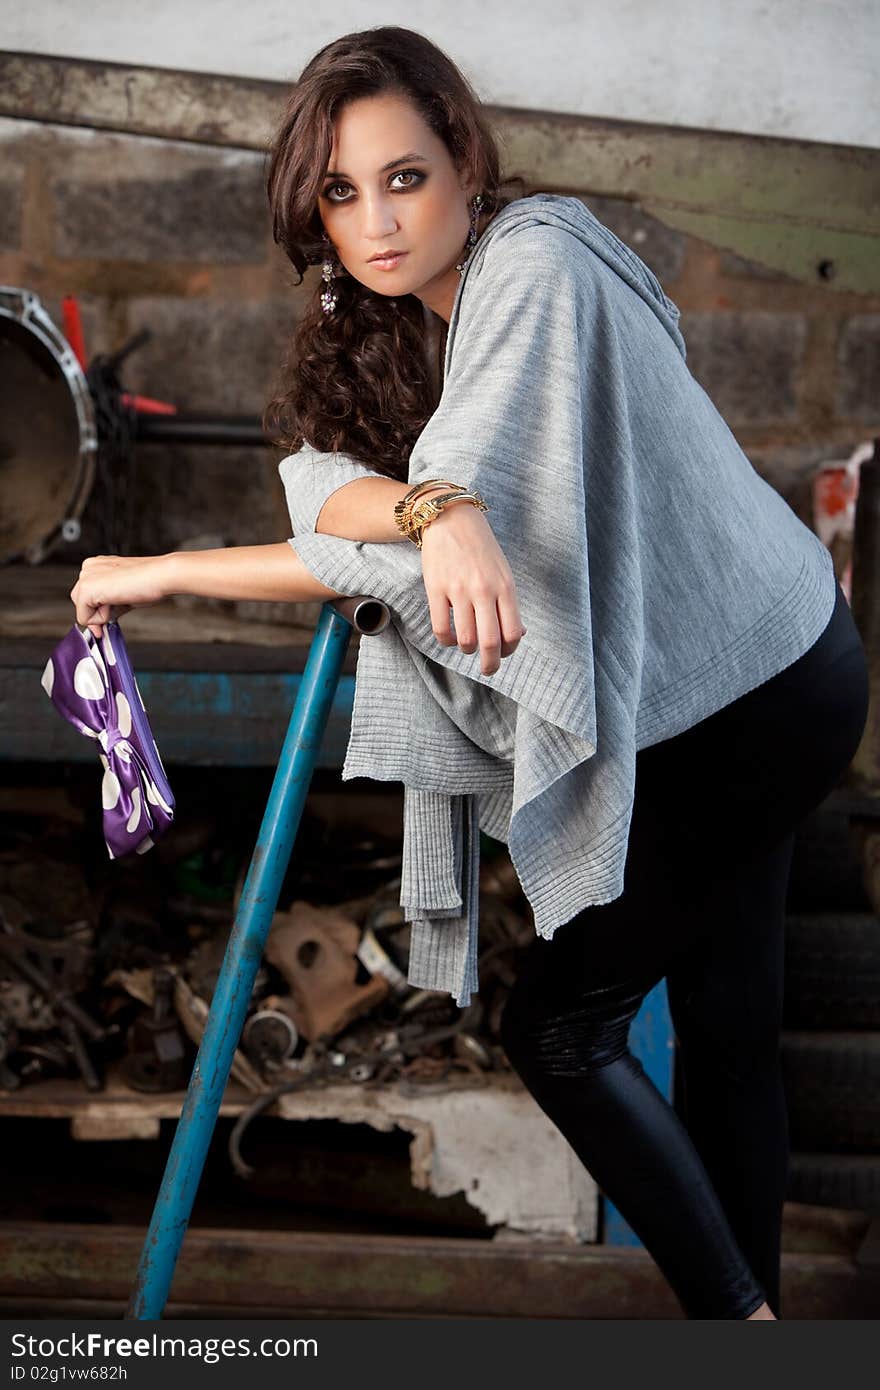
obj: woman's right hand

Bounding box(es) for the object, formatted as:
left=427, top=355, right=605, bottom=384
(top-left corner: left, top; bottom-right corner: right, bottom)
left=418, top=499, right=527, bottom=676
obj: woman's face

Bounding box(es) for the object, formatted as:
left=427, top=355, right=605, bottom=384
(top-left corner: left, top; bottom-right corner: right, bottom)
left=317, top=92, right=486, bottom=323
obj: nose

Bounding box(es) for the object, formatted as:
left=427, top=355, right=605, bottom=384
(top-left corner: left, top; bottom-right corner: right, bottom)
left=360, top=191, right=401, bottom=241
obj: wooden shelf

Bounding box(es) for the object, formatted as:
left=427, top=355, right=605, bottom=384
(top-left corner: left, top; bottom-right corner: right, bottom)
left=0, top=1060, right=255, bottom=1138
left=0, top=1060, right=512, bottom=1146
left=1, top=564, right=362, bottom=766
left=0, top=563, right=358, bottom=672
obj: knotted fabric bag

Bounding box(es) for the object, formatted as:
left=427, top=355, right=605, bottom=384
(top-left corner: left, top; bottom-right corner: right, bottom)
left=40, top=620, right=175, bottom=858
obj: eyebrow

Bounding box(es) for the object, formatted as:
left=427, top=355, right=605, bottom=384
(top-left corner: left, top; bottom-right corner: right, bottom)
left=322, top=152, right=429, bottom=181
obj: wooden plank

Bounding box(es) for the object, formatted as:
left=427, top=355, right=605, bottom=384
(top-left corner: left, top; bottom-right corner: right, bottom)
left=3, top=664, right=357, bottom=766
left=0, top=1220, right=686, bottom=1318
left=0, top=51, right=282, bottom=149
left=1, top=52, right=877, bottom=290
left=1, top=1220, right=878, bottom=1317
left=0, top=1062, right=252, bottom=1123
left=1, top=636, right=351, bottom=674
left=0, top=565, right=361, bottom=765
left=0, top=565, right=338, bottom=668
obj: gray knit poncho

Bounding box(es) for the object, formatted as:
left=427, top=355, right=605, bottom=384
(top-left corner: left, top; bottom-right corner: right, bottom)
left=279, top=193, right=837, bottom=1007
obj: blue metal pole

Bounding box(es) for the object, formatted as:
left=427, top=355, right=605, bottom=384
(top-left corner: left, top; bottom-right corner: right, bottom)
left=127, top=600, right=358, bottom=1318
left=602, top=978, right=676, bottom=1246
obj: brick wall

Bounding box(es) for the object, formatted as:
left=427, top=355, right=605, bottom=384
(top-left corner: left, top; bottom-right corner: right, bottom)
left=1, top=119, right=877, bottom=563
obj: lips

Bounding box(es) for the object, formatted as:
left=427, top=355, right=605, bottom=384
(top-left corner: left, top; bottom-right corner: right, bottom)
left=369, top=251, right=407, bottom=268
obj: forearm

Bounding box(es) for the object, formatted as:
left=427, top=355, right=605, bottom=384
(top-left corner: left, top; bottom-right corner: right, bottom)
left=162, top=542, right=347, bottom=604
left=159, top=481, right=457, bottom=602
left=315, top=477, right=450, bottom=541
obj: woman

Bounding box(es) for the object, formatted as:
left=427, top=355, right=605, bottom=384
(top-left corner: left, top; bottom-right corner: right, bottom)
left=70, top=27, right=869, bottom=1320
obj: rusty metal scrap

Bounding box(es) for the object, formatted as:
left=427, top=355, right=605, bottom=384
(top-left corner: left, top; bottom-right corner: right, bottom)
left=0, top=902, right=109, bottom=1090
left=264, top=900, right=390, bottom=1041
left=0, top=785, right=536, bottom=1112
left=225, top=1002, right=497, bottom=1180
left=117, top=966, right=189, bottom=1092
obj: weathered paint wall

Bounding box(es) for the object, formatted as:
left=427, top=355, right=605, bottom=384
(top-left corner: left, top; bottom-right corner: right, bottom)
left=7, top=0, right=879, bottom=149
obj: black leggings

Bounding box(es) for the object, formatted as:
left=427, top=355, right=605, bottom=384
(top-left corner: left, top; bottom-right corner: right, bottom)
left=499, top=580, right=870, bottom=1319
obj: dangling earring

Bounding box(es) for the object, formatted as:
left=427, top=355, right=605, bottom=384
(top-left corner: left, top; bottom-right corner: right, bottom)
left=320, top=230, right=338, bottom=316
left=455, top=193, right=485, bottom=276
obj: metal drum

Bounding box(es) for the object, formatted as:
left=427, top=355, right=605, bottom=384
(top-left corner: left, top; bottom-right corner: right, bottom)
left=0, top=285, right=97, bottom=564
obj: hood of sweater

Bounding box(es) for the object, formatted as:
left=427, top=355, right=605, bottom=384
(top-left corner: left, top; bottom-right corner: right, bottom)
left=445, top=191, right=687, bottom=378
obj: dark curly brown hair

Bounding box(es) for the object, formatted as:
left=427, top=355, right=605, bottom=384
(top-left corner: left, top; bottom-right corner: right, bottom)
left=262, top=25, right=526, bottom=480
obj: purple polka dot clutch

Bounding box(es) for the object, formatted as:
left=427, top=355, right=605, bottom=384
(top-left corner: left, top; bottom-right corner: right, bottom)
left=40, top=620, right=175, bottom=859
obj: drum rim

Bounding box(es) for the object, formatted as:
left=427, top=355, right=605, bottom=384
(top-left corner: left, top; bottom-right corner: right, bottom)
left=0, top=285, right=98, bottom=565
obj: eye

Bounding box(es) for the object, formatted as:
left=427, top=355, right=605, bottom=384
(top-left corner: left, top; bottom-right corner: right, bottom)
left=391, top=169, right=424, bottom=190
left=321, top=169, right=425, bottom=204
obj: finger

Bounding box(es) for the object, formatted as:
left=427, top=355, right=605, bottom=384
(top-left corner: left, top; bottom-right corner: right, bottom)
left=74, top=592, right=91, bottom=627
left=73, top=589, right=92, bottom=627
left=451, top=598, right=478, bottom=657
left=91, top=601, right=113, bottom=638
left=497, top=589, right=527, bottom=657
left=76, top=592, right=109, bottom=633
left=70, top=580, right=94, bottom=636
left=472, top=597, right=503, bottom=676
left=426, top=587, right=456, bottom=646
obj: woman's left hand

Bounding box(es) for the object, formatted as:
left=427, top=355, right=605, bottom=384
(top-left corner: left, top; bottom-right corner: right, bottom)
left=70, top=554, right=170, bottom=639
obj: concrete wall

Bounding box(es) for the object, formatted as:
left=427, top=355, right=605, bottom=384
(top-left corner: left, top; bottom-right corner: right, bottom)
left=1, top=113, right=877, bottom=562
left=6, top=0, right=878, bottom=149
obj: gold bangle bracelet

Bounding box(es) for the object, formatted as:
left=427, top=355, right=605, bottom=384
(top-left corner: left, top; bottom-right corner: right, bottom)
left=394, top=478, right=463, bottom=522
left=397, top=477, right=463, bottom=507
left=406, top=490, right=489, bottom=548
left=393, top=480, right=470, bottom=540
